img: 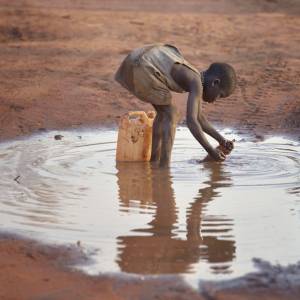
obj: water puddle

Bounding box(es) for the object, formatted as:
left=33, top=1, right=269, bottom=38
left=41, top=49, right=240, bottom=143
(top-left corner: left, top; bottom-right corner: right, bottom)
left=0, top=127, right=299, bottom=284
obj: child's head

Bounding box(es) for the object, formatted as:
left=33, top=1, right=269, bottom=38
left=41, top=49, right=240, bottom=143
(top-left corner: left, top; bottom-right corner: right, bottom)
left=202, top=63, right=237, bottom=103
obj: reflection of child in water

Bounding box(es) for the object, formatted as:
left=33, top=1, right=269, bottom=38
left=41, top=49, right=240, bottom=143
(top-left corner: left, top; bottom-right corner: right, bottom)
left=116, top=162, right=235, bottom=274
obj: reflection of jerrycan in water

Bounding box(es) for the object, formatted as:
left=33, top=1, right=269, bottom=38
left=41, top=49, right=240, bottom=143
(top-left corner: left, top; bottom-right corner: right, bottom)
left=116, top=111, right=156, bottom=161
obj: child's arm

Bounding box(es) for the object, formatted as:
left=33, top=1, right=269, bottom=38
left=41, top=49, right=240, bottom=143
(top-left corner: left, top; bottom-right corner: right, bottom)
left=198, top=113, right=225, bottom=144
left=171, top=64, right=225, bottom=161
left=186, top=82, right=226, bottom=161
left=198, top=114, right=234, bottom=152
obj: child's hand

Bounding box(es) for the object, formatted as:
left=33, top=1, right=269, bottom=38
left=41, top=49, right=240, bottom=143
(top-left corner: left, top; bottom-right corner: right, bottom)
left=220, top=139, right=235, bottom=155
left=210, top=148, right=226, bottom=161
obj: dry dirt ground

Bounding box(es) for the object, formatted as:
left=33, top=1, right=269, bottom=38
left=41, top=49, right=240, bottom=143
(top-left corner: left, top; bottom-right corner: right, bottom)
left=0, top=1, right=300, bottom=299
left=0, top=0, right=299, bottom=140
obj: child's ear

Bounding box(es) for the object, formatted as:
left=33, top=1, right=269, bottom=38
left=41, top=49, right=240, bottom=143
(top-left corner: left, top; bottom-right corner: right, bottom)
left=212, top=78, right=220, bottom=87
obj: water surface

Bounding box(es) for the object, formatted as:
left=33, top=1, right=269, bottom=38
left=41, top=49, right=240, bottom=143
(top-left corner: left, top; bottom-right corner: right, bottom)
left=0, top=128, right=299, bottom=283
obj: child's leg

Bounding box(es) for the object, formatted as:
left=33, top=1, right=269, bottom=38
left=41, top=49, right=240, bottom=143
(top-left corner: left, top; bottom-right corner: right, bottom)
left=159, top=104, right=177, bottom=167
left=151, top=105, right=163, bottom=162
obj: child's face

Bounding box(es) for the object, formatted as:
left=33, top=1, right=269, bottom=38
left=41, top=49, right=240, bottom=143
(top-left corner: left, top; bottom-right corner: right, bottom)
left=203, top=78, right=230, bottom=103
left=203, top=84, right=222, bottom=103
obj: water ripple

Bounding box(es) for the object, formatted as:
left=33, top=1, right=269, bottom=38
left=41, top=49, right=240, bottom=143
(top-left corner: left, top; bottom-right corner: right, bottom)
left=0, top=128, right=299, bottom=280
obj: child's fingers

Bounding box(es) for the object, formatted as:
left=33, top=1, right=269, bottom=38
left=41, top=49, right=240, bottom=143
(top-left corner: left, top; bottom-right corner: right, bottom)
left=226, top=140, right=235, bottom=150
left=220, top=152, right=226, bottom=160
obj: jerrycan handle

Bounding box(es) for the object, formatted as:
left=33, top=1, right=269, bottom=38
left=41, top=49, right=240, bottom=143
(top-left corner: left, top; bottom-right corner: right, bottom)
left=146, top=111, right=156, bottom=120
left=128, top=111, right=149, bottom=124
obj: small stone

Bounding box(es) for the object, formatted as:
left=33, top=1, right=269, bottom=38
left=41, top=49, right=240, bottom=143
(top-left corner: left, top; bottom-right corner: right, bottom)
left=54, top=134, right=63, bottom=140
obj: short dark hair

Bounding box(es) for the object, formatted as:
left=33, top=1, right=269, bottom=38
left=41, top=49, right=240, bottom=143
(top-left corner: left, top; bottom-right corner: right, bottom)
left=207, top=63, right=237, bottom=96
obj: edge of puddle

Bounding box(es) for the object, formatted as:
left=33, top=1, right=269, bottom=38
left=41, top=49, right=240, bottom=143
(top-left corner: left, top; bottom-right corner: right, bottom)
left=0, top=124, right=299, bottom=145
left=1, top=231, right=300, bottom=299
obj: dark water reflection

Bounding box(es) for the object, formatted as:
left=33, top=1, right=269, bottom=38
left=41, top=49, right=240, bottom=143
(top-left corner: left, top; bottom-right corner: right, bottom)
left=116, top=162, right=235, bottom=274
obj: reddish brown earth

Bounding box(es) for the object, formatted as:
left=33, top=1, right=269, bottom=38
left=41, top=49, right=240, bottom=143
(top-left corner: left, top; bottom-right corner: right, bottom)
left=0, top=1, right=300, bottom=299
left=1, top=234, right=300, bottom=300
left=0, top=0, right=299, bottom=140
left=0, top=234, right=205, bottom=300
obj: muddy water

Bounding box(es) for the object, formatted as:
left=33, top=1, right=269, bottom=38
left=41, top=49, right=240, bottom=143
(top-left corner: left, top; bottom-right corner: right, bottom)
left=0, top=128, right=299, bottom=283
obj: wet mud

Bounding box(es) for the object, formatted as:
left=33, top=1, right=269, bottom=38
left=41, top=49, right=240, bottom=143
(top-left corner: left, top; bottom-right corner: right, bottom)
left=1, top=232, right=300, bottom=300
left=202, top=259, right=300, bottom=299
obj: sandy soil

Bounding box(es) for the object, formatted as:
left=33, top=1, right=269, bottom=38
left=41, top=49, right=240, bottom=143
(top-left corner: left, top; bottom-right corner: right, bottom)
left=0, top=0, right=299, bottom=140
left=0, top=0, right=300, bottom=299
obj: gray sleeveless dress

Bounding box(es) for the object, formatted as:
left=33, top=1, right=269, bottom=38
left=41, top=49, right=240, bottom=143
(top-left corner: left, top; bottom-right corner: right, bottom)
left=115, top=43, right=200, bottom=105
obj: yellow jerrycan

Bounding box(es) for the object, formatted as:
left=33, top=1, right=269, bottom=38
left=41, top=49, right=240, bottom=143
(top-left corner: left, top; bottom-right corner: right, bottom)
left=116, top=111, right=156, bottom=162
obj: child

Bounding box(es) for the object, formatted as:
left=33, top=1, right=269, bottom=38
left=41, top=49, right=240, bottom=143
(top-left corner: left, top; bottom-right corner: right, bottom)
left=115, top=43, right=236, bottom=166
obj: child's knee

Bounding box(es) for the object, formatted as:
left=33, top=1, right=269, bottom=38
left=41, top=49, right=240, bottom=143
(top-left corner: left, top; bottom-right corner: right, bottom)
left=164, top=105, right=177, bottom=121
